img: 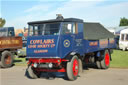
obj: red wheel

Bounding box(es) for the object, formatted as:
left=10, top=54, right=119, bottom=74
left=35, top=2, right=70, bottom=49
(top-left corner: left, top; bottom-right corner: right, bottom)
left=105, top=53, right=110, bottom=66
left=72, top=59, right=79, bottom=76
left=66, top=55, right=79, bottom=81
left=101, top=50, right=110, bottom=69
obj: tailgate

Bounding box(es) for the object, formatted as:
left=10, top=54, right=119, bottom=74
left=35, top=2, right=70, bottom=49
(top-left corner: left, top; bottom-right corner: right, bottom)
left=0, top=37, right=22, bottom=50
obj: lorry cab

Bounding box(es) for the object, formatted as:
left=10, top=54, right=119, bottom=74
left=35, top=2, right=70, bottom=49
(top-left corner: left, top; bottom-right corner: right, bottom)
left=119, top=28, right=128, bottom=51
left=27, top=18, right=84, bottom=59
left=0, top=27, right=15, bottom=37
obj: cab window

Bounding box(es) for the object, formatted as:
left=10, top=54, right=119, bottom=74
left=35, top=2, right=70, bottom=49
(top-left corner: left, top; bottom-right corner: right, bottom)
left=28, top=23, right=60, bottom=36
left=62, top=23, right=77, bottom=34
left=29, top=25, right=34, bottom=36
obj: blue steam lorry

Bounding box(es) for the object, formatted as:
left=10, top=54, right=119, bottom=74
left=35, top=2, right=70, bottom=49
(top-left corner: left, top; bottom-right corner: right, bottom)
left=26, top=15, right=116, bottom=80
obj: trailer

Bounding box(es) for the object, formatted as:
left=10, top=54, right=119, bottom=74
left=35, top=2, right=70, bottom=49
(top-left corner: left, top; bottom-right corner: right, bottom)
left=0, top=27, right=22, bottom=68
left=119, top=28, right=128, bottom=51
left=26, top=15, right=116, bottom=80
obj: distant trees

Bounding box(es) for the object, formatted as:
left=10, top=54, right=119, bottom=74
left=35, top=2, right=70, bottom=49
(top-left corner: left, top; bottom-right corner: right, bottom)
left=119, top=17, right=128, bottom=26
left=0, top=18, right=6, bottom=27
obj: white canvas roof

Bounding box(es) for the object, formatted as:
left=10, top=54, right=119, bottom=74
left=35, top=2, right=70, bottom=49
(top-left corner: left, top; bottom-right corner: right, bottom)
left=120, top=28, right=128, bottom=34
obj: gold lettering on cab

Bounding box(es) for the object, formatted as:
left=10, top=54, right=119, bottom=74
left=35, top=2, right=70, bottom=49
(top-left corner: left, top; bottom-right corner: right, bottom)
left=34, top=50, right=48, bottom=53
left=30, top=39, right=54, bottom=44
left=28, top=39, right=55, bottom=48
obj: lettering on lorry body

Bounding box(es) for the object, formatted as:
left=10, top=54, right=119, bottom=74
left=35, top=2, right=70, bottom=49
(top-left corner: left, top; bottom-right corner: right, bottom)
left=30, top=39, right=54, bottom=44
left=28, top=39, right=55, bottom=49
left=89, top=41, right=98, bottom=46
left=109, top=38, right=115, bottom=44
left=99, top=39, right=108, bottom=48
left=0, top=40, right=19, bottom=45
left=34, top=50, right=48, bottom=53
left=75, top=39, right=82, bottom=46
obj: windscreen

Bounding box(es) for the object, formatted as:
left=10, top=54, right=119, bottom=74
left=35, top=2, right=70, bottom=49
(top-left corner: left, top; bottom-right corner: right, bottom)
left=28, top=23, right=60, bottom=36
left=0, top=27, right=15, bottom=37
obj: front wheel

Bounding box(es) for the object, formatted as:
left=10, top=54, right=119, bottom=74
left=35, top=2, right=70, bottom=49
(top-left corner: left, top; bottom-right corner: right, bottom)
left=26, top=66, right=39, bottom=79
left=78, top=59, right=83, bottom=75
left=66, top=55, right=79, bottom=81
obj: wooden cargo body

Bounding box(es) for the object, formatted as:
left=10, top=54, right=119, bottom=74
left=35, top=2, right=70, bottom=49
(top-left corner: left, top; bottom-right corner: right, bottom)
left=0, top=37, right=22, bottom=51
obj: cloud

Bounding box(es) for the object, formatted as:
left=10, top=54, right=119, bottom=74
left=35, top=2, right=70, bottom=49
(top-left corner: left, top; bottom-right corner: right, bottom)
left=5, top=0, right=128, bottom=28
left=71, top=0, right=105, bottom=1
left=24, top=4, right=52, bottom=13
left=45, top=1, right=128, bottom=26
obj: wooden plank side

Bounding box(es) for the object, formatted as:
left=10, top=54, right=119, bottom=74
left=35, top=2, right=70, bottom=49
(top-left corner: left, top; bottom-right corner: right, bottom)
left=0, top=37, right=22, bottom=50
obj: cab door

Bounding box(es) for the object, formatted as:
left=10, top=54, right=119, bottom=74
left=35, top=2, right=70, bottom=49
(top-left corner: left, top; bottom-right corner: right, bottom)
left=59, top=22, right=83, bottom=58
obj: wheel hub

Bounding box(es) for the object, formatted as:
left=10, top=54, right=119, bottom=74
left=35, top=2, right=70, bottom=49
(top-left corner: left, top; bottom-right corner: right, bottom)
left=5, top=55, right=11, bottom=65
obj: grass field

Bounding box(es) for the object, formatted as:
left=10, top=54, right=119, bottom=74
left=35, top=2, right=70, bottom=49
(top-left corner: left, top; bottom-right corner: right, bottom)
left=14, top=50, right=128, bottom=68
left=14, top=57, right=27, bottom=66
left=110, top=50, right=128, bottom=68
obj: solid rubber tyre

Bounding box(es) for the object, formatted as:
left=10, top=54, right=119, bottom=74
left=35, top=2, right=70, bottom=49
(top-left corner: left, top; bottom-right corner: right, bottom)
left=66, top=55, right=79, bottom=81
left=78, top=59, right=83, bottom=75
left=96, top=61, right=101, bottom=69
left=0, top=51, right=14, bottom=68
left=26, top=66, right=38, bottom=79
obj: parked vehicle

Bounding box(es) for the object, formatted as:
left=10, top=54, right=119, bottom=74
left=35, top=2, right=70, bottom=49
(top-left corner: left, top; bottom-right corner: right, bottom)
left=26, top=15, right=116, bottom=80
left=0, top=27, right=22, bottom=68
left=119, top=28, right=128, bottom=51
left=17, top=37, right=27, bottom=57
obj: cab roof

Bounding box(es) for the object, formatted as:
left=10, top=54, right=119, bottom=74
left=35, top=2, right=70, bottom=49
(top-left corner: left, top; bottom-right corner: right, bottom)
left=28, top=18, right=83, bottom=25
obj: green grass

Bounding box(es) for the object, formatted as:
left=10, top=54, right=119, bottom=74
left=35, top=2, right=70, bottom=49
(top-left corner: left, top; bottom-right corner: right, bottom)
left=14, top=50, right=128, bottom=68
left=110, top=50, right=128, bottom=68
left=14, top=57, right=27, bottom=66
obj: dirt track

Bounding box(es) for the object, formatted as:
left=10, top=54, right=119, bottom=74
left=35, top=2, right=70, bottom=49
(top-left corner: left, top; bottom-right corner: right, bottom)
left=0, top=66, right=128, bottom=85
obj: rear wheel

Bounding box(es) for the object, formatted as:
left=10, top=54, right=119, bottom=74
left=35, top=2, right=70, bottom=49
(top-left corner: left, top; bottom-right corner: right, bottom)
left=100, top=50, right=110, bottom=69
left=96, top=50, right=110, bottom=69
left=0, top=51, right=14, bottom=68
left=66, top=55, right=79, bottom=81
left=96, top=61, right=101, bottom=69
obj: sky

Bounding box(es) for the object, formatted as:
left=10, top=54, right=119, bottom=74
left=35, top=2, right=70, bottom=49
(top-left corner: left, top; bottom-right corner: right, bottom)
left=1, top=0, right=128, bottom=28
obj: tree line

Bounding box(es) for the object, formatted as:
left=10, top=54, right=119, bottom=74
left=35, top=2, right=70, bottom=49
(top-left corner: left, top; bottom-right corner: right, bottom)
left=119, top=17, right=128, bottom=26
left=0, top=18, right=6, bottom=27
